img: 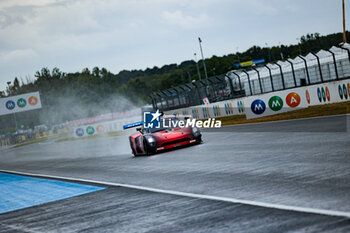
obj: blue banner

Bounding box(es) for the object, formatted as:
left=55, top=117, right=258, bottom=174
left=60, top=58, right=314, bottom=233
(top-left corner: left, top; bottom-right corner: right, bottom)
left=123, top=121, right=143, bottom=130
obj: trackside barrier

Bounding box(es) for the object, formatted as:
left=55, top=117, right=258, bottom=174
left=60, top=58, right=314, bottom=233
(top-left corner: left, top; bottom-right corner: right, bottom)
left=0, top=126, right=70, bottom=148
left=245, top=79, right=350, bottom=119
left=164, top=97, right=246, bottom=120
left=164, top=79, right=350, bottom=120
left=73, top=116, right=141, bottom=138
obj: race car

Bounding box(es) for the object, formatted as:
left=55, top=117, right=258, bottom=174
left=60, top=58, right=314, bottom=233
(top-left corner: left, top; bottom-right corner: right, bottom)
left=126, top=118, right=202, bottom=156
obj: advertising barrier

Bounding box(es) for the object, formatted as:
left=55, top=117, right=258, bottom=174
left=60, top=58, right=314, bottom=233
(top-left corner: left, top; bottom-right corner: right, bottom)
left=244, top=89, right=307, bottom=119
left=0, top=92, right=42, bottom=116
left=164, top=79, right=350, bottom=120
left=304, top=79, right=350, bottom=106
left=67, top=108, right=140, bottom=127
left=244, top=79, right=350, bottom=119
left=73, top=116, right=140, bottom=138
left=165, top=97, right=246, bottom=120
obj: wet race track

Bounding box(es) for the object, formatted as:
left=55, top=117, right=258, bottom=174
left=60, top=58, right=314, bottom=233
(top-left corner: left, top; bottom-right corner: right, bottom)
left=0, top=115, right=350, bottom=232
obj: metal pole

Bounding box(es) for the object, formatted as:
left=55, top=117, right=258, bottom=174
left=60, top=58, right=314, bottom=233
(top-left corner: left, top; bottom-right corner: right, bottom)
left=231, top=71, right=243, bottom=93
left=161, top=91, right=169, bottom=110
left=251, top=67, right=263, bottom=93
left=274, top=62, right=286, bottom=90
left=149, top=95, right=156, bottom=110
left=298, top=55, right=311, bottom=84
left=264, top=64, right=274, bottom=92
left=198, top=37, right=209, bottom=79
left=328, top=50, right=339, bottom=80
left=156, top=93, right=164, bottom=111
left=224, top=74, right=235, bottom=98
left=339, top=45, right=350, bottom=63
left=194, top=53, right=202, bottom=80
left=343, top=0, right=347, bottom=43
left=6, top=81, right=17, bottom=133
left=242, top=70, right=253, bottom=95
left=192, top=82, right=203, bottom=105
left=311, top=52, right=323, bottom=82
left=286, top=59, right=297, bottom=87
left=179, top=86, right=189, bottom=107
left=199, top=80, right=209, bottom=98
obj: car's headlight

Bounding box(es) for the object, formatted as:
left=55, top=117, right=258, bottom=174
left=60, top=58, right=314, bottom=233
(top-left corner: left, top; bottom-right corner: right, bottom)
left=192, top=127, right=199, bottom=133
left=146, top=136, right=156, bottom=143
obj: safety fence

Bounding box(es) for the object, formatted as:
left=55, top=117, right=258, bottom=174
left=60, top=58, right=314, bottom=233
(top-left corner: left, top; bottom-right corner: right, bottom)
left=151, top=43, right=350, bottom=111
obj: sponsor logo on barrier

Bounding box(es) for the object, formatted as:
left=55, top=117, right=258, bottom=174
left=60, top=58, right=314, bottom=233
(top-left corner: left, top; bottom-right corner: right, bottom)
left=213, top=105, right=220, bottom=117
left=86, top=126, right=95, bottom=135
left=321, top=87, right=326, bottom=102
left=326, top=86, right=330, bottom=102
left=225, top=103, right=233, bottom=115
left=96, top=125, right=104, bottom=133
left=339, top=85, right=343, bottom=99
left=251, top=99, right=266, bottom=115
left=17, top=98, right=27, bottom=108
left=237, top=101, right=244, bottom=113
left=4, top=95, right=39, bottom=112
left=317, top=87, right=329, bottom=103
left=268, top=96, right=283, bottom=111
left=28, top=96, right=38, bottom=106
left=306, top=90, right=310, bottom=104
left=76, top=128, right=84, bottom=137
left=202, top=107, right=210, bottom=118
left=286, top=92, right=301, bottom=108
left=5, top=100, right=15, bottom=110
left=343, top=84, right=348, bottom=99
left=317, top=88, right=322, bottom=102
left=192, top=109, right=199, bottom=119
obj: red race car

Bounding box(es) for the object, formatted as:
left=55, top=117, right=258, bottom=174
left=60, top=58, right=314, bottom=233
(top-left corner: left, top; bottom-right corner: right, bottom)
left=127, top=118, right=202, bottom=156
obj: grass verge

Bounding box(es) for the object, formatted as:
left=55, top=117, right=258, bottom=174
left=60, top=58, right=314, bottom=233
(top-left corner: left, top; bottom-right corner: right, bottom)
left=219, top=101, right=350, bottom=126
left=12, top=137, right=48, bottom=148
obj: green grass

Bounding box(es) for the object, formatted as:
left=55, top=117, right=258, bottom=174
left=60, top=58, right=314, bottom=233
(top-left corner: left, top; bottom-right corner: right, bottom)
left=218, top=101, right=350, bottom=126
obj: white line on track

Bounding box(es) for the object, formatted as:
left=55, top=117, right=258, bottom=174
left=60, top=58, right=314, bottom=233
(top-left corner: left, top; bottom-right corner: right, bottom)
left=1, top=169, right=350, bottom=219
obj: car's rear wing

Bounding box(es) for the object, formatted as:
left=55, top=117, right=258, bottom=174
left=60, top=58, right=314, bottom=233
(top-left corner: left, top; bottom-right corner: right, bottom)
left=123, top=121, right=143, bottom=130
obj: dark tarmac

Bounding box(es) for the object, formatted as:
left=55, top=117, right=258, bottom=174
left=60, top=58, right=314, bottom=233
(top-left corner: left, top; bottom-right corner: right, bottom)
left=0, top=114, right=349, bottom=232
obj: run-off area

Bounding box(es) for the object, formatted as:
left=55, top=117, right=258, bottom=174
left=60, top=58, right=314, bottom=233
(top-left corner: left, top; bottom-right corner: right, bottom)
left=0, top=175, right=349, bottom=233
left=0, top=172, right=105, bottom=214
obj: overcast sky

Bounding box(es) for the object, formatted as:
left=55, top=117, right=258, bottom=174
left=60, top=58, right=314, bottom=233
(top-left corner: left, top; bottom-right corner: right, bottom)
left=0, top=0, right=345, bottom=92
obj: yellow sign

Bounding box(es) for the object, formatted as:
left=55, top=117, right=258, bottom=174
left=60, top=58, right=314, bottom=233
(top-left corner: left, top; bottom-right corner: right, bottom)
left=240, top=60, right=253, bottom=67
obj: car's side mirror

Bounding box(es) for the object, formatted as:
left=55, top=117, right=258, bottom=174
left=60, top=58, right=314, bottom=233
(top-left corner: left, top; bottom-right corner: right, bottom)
left=136, top=127, right=142, bottom=133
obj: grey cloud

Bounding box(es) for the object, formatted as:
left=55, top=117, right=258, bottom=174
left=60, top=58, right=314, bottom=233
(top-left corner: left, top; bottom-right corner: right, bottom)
left=0, top=10, right=25, bottom=28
